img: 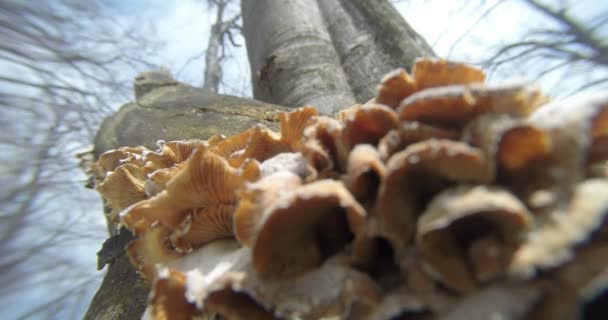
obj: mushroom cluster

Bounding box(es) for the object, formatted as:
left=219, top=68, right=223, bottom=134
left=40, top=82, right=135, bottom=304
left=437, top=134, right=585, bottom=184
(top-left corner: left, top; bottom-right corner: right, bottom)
left=92, top=58, right=608, bottom=319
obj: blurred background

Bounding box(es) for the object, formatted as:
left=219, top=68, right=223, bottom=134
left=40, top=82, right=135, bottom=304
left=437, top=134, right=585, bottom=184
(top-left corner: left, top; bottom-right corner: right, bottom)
left=0, top=0, right=606, bottom=318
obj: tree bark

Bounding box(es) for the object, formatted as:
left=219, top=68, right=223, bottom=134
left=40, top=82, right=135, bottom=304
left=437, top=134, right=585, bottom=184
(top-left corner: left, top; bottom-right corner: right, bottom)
left=242, top=0, right=434, bottom=113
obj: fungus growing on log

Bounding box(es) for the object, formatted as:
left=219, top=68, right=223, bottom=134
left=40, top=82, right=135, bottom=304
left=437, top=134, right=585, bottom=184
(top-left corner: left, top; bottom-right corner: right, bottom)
left=90, top=58, right=608, bottom=319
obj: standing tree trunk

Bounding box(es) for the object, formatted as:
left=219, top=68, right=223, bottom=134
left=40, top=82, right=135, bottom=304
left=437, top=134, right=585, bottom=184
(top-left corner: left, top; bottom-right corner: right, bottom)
left=242, top=0, right=434, bottom=113
left=203, top=0, right=241, bottom=93
left=84, top=1, right=433, bottom=318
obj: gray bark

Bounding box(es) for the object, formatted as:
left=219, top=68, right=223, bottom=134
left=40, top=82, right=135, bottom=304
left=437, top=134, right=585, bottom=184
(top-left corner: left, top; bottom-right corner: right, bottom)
left=242, top=0, right=356, bottom=114
left=242, top=0, right=434, bottom=113
left=203, top=0, right=239, bottom=92
left=203, top=22, right=223, bottom=92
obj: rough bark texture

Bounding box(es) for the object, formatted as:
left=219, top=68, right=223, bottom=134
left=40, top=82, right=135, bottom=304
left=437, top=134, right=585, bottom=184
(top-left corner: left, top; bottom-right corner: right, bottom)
left=242, top=0, right=356, bottom=114
left=84, top=71, right=287, bottom=320
left=318, top=0, right=435, bottom=102
left=242, top=0, right=434, bottom=113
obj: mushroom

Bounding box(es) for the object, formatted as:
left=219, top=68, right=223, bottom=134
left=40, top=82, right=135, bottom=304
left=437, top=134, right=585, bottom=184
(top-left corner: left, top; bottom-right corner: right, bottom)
left=374, top=139, right=493, bottom=254
left=344, top=144, right=386, bottom=209
left=240, top=255, right=382, bottom=319
left=509, top=178, right=608, bottom=278
left=463, top=114, right=555, bottom=206
left=144, top=164, right=184, bottom=197
left=92, top=146, right=149, bottom=179
left=397, top=82, right=545, bottom=128
left=416, top=185, right=532, bottom=293
left=127, top=225, right=183, bottom=279
left=234, top=171, right=303, bottom=247
left=375, top=68, right=417, bottom=109
left=209, top=129, right=252, bottom=161
left=121, top=148, right=260, bottom=238
left=203, top=288, right=276, bottom=320
left=378, top=122, right=460, bottom=161
left=147, top=268, right=198, bottom=320
left=226, top=106, right=318, bottom=167
left=528, top=93, right=608, bottom=185
left=89, top=58, right=608, bottom=319
left=524, top=242, right=608, bottom=320
left=300, top=115, right=346, bottom=177
left=246, top=179, right=367, bottom=279
left=338, top=103, right=399, bottom=152
left=411, top=58, right=485, bottom=90
left=144, top=139, right=211, bottom=172
left=96, top=163, right=147, bottom=221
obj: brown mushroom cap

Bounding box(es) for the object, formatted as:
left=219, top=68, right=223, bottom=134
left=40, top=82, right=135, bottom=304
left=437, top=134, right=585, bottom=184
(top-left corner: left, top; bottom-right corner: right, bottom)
left=148, top=268, right=198, bottom=320
left=376, top=68, right=417, bottom=109
left=234, top=171, right=303, bottom=247
left=529, top=93, right=608, bottom=176
left=92, top=149, right=130, bottom=179
left=96, top=163, right=147, bottom=220
left=509, top=178, right=608, bottom=278
left=416, top=185, right=532, bottom=293
left=127, top=225, right=183, bottom=279
left=464, top=114, right=553, bottom=172
left=345, top=144, right=386, bottom=209
left=204, top=288, right=276, bottom=320
left=278, top=105, right=318, bottom=149
left=397, top=82, right=545, bottom=128
left=240, top=255, right=382, bottom=319
left=250, top=180, right=367, bottom=279
left=300, top=116, right=346, bottom=177
left=375, top=139, right=493, bottom=253
left=412, top=58, right=485, bottom=90
left=226, top=106, right=318, bottom=167
left=378, top=122, right=460, bottom=161
left=339, top=103, right=399, bottom=151
left=92, top=146, right=149, bottom=179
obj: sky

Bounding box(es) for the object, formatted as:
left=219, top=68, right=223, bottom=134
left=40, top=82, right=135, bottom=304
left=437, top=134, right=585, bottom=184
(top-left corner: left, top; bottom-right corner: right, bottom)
left=109, top=0, right=606, bottom=99
left=6, top=0, right=605, bottom=319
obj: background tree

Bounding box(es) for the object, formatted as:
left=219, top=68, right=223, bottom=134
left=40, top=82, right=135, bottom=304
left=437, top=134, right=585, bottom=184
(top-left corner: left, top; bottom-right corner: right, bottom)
left=202, top=0, right=242, bottom=93
left=0, top=1, right=160, bottom=318
left=400, top=0, right=608, bottom=97
left=481, top=0, right=608, bottom=96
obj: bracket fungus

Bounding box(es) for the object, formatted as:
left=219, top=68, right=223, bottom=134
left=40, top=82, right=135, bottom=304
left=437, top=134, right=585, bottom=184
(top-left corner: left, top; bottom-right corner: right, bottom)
left=90, top=58, right=608, bottom=319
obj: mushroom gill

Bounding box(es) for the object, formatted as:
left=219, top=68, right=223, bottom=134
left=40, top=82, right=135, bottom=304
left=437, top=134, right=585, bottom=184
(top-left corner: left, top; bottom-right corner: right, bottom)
left=121, top=148, right=259, bottom=236
left=96, top=163, right=147, bottom=220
